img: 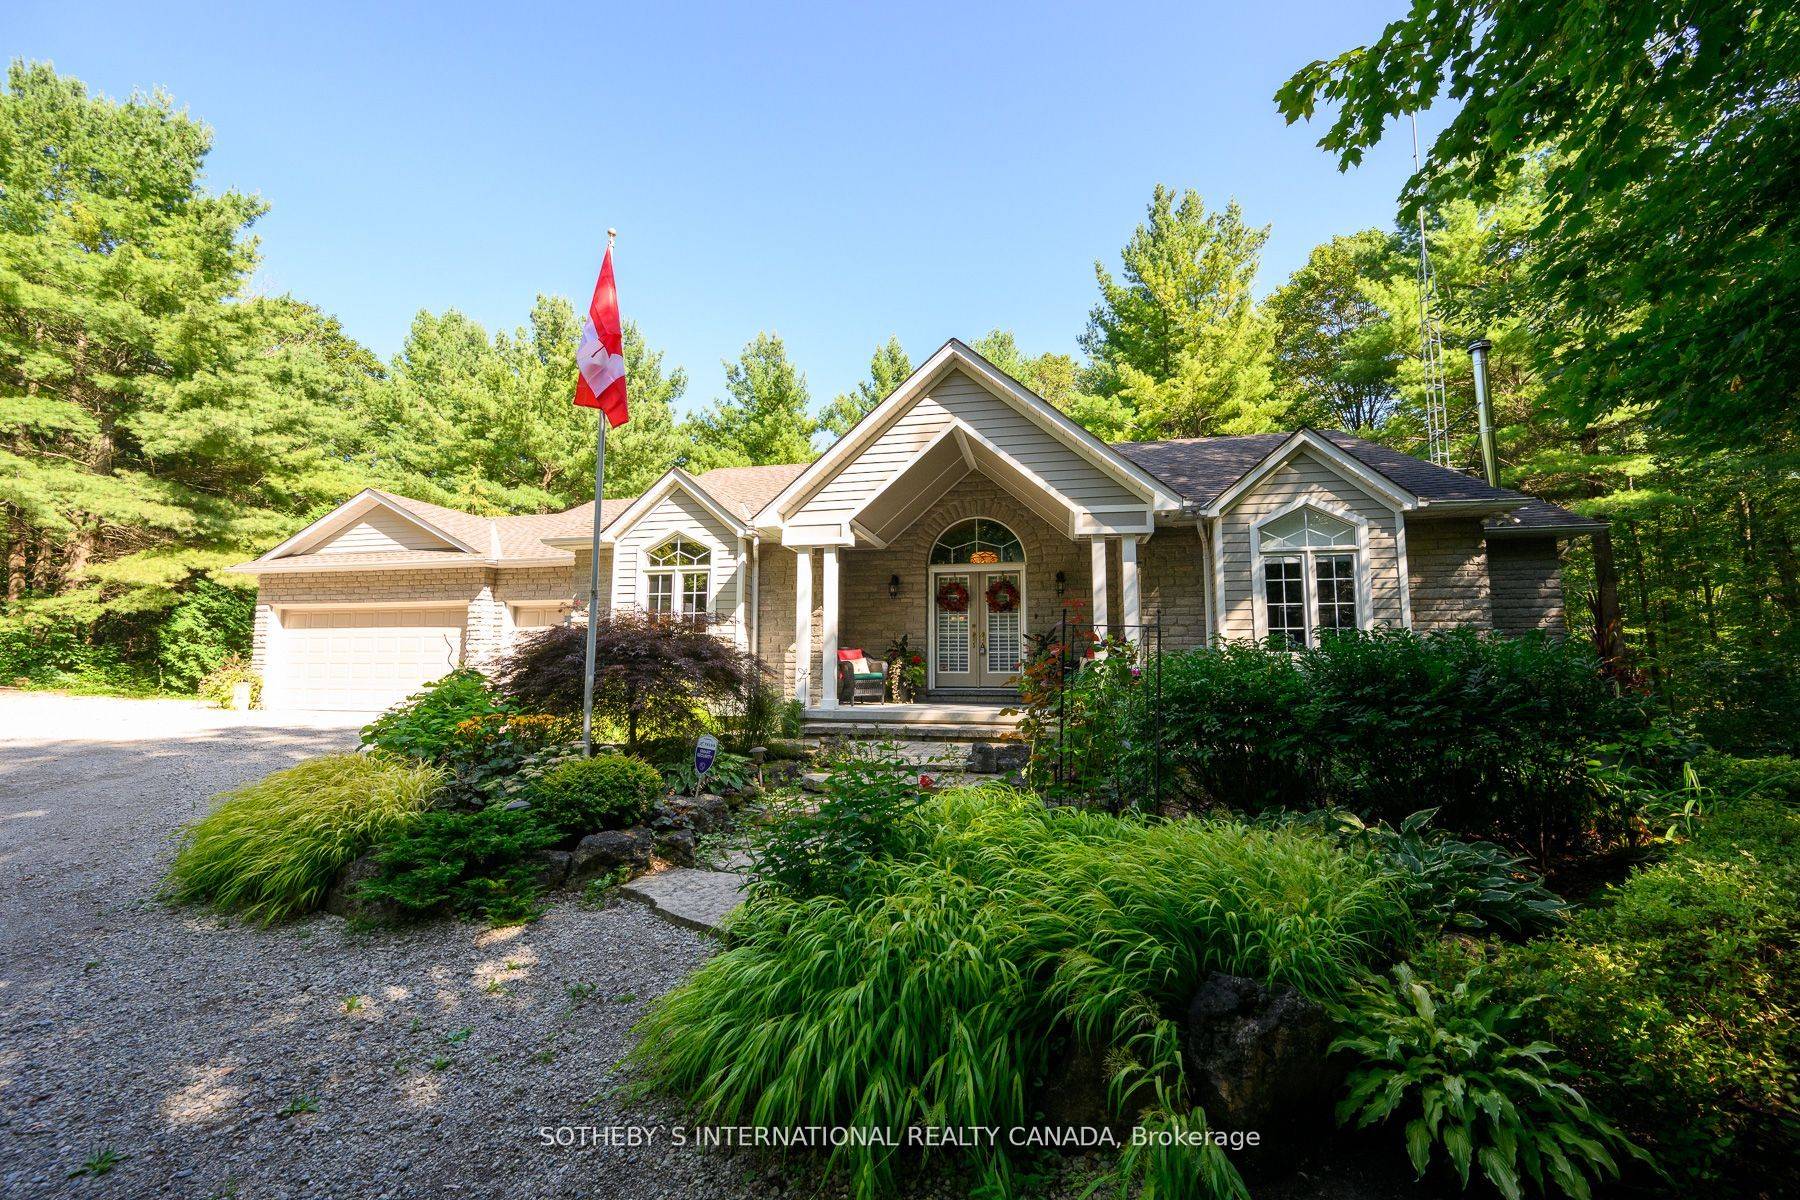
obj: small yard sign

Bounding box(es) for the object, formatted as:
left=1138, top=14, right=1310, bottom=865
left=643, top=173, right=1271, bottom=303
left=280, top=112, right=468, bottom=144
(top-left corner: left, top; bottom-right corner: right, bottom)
left=694, top=734, right=719, bottom=780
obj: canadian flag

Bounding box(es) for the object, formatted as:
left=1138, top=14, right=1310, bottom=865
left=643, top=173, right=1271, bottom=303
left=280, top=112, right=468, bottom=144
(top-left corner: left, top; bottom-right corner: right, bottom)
left=574, top=243, right=628, bottom=425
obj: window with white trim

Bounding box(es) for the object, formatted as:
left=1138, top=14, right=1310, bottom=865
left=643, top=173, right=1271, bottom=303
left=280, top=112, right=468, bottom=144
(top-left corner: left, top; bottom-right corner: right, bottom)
left=1257, top=507, right=1360, bottom=647
left=644, top=536, right=711, bottom=622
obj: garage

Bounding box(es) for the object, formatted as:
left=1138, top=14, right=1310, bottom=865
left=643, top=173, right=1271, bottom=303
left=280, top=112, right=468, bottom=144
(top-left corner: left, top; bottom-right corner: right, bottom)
left=511, top=601, right=572, bottom=633
left=271, top=606, right=465, bottom=711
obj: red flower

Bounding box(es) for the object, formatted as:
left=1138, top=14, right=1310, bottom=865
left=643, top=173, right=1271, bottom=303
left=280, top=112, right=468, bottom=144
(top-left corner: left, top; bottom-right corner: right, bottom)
left=918, top=773, right=937, bottom=791
left=910, top=655, right=923, bottom=665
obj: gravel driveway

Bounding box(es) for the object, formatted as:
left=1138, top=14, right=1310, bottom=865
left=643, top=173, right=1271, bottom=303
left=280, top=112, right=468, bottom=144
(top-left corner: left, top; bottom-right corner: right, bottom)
left=0, top=693, right=779, bottom=1200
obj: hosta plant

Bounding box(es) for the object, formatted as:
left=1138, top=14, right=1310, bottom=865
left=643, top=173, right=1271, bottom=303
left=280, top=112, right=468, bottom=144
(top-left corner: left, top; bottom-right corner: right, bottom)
left=1333, top=964, right=1644, bottom=1200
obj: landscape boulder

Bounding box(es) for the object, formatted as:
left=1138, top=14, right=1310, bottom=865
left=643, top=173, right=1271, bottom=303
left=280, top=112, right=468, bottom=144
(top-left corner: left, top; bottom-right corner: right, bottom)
left=1036, top=1041, right=1153, bottom=1143
left=654, top=829, right=698, bottom=867
left=570, top=827, right=655, bottom=876
left=323, top=854, right=396, bottom=923
left=527, top=849, right=572, bottom=891
left=1179, top=972, right=1338, bottom=1156
left=667, top=793, right=732, bottom=834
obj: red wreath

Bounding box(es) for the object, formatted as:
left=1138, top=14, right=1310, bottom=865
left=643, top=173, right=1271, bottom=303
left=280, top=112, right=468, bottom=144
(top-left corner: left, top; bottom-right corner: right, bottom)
left=985, top=577, right=1021, bottom=613
left=936, top=580, right=970, bottom=612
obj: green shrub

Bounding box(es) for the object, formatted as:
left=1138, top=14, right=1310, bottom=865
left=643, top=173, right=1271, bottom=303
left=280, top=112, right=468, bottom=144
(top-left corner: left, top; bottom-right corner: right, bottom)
left=165, top=752, right=442, bottom=923
left=1272, top=809, right=1566, bottom=937
left=1334, top=963, right=1641, bottom=1200
left=631, top=788, right=1406, bottom=1197
left=1123, top=641, right=1316, bottom=810
left=356, top=805, right=558, bottom=924
left=360, top=669, right=513, bottom=762
left=1700, top=751, right=1800, bottom=806
left=438, top=712, right=579, bottom=805
left=156, top=577, right=255, bottom=692
left=197, top=652, right=262, bottom=709
left=1125, top=632, right=1639, bottom=858
left=660, top=750, right=753, bottom=796
left=750, top=751, right=924, bottom=901
left=523, top=753, right=663, bottom=840
left=1488, top=797, right=1799, bottom=1193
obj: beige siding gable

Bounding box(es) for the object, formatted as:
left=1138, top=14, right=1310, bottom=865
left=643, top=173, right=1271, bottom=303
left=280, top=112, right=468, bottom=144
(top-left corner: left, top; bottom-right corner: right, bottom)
left=608, top=487, right=746, bottom=636
left=1217, top=450, right=1407, bottom=640
left=785, top=366, right=1141, bottom=540
left=309, top=506, right=459, bottom=555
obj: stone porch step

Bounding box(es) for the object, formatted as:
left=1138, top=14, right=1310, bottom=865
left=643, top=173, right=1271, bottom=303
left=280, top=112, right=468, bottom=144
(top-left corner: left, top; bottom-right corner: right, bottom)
left=618, top=867, right=748, bottom=933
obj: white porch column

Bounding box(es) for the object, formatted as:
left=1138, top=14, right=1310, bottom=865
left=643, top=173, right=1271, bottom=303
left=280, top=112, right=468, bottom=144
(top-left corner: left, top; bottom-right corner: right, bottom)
left=1120, top=534, right=1140, bottom=644
left=734, top=536, right=749, bottom=649
left=1089, top=537, right=1110, bottom=640
left=793, top=548, right=813, bottom=705
left=819, top=547, right=840, bottom=710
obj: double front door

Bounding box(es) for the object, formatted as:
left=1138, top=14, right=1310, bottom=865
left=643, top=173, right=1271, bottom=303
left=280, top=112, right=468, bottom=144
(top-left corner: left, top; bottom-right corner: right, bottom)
left=931, top=568, right=1024, bottom=690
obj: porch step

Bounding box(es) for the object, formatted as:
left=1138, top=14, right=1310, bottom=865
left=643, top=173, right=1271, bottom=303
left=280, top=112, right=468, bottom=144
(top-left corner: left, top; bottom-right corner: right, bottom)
left=802, top=721, right=1024, bottom=742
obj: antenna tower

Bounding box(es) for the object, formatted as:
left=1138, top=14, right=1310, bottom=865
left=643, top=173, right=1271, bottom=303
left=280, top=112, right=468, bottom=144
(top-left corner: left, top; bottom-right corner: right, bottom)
left=1411, top=115, right=1453, bottom=469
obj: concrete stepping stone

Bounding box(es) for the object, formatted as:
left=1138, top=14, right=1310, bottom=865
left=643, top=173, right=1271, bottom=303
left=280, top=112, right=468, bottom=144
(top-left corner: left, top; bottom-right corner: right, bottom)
left=619, top=867, right=748, bottom=934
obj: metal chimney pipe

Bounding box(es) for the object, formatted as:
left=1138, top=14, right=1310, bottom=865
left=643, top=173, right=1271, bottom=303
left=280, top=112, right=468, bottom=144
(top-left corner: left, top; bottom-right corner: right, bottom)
left=1468, top=338, right=1500, bottom=486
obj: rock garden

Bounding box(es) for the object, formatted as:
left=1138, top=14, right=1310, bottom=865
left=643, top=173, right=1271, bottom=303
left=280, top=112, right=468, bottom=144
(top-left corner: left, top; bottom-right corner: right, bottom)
left=155, top=627, right=1799, bottom=1200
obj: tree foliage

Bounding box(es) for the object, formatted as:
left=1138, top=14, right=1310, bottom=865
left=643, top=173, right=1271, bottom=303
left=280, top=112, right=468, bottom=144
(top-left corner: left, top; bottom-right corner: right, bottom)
left=493, top=615, right=761, bottom=750
left=682, top=332, right=817, bottom=470
left=1084, top=185, right=1286, bottom=438
left=1266, top=229, right=1405, bottom=432
left=1275, top=0, right=1800, bottom=457
left=819, top=335, right=910, bottom=439
left=0, top=62, right=691, bottom=688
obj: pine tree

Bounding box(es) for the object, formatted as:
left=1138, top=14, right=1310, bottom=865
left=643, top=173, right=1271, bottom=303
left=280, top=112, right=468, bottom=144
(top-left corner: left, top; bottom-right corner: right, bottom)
left=820, top=336, right=910, bottom=438
left=683, top=333, right=816, bottom=469
left=1084, top=186, right=1284, bottom=438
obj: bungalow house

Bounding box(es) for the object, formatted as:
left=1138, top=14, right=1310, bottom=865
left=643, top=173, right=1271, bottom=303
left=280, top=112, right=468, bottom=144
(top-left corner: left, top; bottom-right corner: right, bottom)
left=232, top=339, right=1602, bottom=713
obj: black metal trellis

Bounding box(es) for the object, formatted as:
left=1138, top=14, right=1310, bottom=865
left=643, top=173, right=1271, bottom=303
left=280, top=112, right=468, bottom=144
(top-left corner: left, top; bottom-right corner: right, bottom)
left=1045, top=608, right=1163, bottom=812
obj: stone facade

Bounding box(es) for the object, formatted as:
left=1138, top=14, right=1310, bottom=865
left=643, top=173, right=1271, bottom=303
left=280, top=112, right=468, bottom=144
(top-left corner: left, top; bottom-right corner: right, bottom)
left=1138, top=525, right=1209, bottom=651
left=1487, top=538, right=1567, bottom=637
left=747, top=472, right=1206, bottom=702
left=1405, top=518, right=1494, bottom=632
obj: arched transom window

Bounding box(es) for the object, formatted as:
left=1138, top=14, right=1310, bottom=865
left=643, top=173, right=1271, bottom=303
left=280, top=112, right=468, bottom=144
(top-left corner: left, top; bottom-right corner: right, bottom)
left=930, top=519, right=1024, bottom=565
left=644, top=535, right=712, bottom=620
left=1256, top=506, right=1361, bottom=647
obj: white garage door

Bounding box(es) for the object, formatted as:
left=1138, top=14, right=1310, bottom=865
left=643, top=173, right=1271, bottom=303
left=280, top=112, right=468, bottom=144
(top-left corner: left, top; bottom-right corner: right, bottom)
left=275, top=607, right=465, bottom=711
left=512, top=602, right=572, bottom=630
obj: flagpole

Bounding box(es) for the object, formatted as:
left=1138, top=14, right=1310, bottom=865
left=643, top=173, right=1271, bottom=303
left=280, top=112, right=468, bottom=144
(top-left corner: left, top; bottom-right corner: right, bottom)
left=581, top=228, right=617, bottom=758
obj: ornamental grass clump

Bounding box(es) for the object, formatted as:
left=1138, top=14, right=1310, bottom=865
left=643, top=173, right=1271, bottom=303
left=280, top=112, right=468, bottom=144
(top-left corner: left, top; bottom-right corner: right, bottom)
left=165, top=752, right=442, bottom=924
left=629, top=787, right=1406, bottom=1198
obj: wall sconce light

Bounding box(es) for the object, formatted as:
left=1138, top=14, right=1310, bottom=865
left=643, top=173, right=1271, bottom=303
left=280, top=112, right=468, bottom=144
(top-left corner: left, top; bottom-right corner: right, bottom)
left=888, top=573, right=901, bottom=600
left=1054, top=570, right=1066, bottom=598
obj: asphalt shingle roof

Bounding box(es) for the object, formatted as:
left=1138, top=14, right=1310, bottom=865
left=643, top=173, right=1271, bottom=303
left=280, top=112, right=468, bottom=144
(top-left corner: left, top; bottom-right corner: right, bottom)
left=1113, top=431, right=1601, bottom=533
left=244, top=425, right=1598, bottom=576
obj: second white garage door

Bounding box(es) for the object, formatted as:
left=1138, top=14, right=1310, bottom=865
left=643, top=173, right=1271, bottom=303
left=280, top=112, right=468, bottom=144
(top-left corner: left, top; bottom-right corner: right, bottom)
left=274, top=607, right=465, bottom=711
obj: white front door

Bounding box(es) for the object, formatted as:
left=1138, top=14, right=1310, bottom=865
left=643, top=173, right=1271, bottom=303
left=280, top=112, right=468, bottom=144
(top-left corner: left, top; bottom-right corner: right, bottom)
left=931, top=568, right=1024, bottom=690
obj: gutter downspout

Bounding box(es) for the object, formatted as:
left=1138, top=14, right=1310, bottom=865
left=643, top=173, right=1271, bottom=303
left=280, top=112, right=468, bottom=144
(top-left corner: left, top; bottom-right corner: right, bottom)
left=1469, top=337, right=1500, bottom=487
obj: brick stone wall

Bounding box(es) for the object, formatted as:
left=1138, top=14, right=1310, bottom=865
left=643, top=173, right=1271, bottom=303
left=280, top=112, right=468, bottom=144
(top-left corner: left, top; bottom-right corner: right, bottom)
left=1138, top=525, right=1208, bottom=651
left=1487, top=538, right=1567, bottom=637
left=1406, top=518, right=1494, bottom=631
left=568, top=549, right=614, bottom=621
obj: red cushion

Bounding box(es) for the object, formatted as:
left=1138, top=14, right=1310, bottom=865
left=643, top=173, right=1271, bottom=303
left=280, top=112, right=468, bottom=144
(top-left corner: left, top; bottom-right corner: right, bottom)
left=838, top=648, right=864, bottom=661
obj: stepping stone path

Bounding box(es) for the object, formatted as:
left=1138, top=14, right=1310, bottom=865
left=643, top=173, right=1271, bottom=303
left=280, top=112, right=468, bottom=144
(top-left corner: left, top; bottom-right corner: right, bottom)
left=620, top=867, right=749, bottom=934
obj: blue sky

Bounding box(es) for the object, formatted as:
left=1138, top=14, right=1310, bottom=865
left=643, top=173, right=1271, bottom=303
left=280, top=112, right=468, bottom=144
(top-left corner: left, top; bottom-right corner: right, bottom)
left=13, top=1, right=1444, bottom=417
